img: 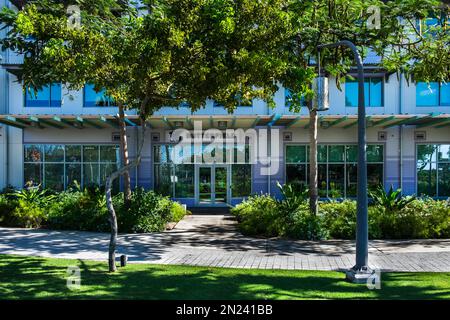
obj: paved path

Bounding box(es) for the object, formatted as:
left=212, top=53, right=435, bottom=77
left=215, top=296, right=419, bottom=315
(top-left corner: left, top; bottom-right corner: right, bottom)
left=1, top=214, right=450, bottom=272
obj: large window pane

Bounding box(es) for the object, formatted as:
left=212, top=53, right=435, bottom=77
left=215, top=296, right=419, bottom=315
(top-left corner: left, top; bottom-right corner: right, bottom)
left=24, top=145, right=43, bottom=162
left=84, top=84, right=115, bottom=107
left=438, top=145, right=450, bottom=162
left=318, top=145, right=327, bottom=163
left=346, top=164, right=358, bottom=197
left=44, top=145, right=64, bottom=162
left=367, top=164, right=383, bottom=192
left=66, top=163, right=81, bottom=189
left=232, top=164, right=252, bottom=197
left=417, top=144, right=437, bottom=164
left=345, top=145, right=358, bottom=162
left=367, top=145, right=384, bottom=162
left=153, top=145, right=172, bottom=163
left=50, top=83, right=62, bottom=107
left=100, top=145, right=120, bottom=163
left=417, top=161, right=437, bottom=196
left=328, top=164, right=345, bottom=198
left=328, top=145, right=345, bottom=162
left=83, top=145, right=99, bottom=162
left=24, top=163, right=42, bottom=187
left=286, top=164, right=307, bottom=191
left=345, top=79, right=358, bottom=107
left=318, top=164, right=327, bottom=197
left=440, top=83, right=450, bottom=105
left=174, top=165, right=195, bottom=198
left=100, top=163, right=119, bottom=191
left=154, top=164, right=172, bottom=196
left=65, top=145, right=81, bottom=162
left=286, top=145, right=306, bottom=163
left=83, top=163, right=99, bottom=186
left=369, top=77, right=383, bottom=107
left=416, top=82, right=439, bottom=106
left=45, top=163, right=64, bottom=191
left=438, top=164, right=450, bottom=196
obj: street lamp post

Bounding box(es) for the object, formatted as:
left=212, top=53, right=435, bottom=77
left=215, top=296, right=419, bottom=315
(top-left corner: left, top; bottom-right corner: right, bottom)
left=317, top=40, right=372, bottom=283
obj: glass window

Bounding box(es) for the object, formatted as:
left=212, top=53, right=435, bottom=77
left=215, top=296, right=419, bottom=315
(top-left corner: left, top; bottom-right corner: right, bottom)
left=417, top=144, right=450, bottom=197
left=24, top=144, right=119, bottom=190
left=83, top=145, right=99, bottom=162
left=45, top=164, right=64, bottom=191
left=232, top=164, right=251, bottom=197
left=154, top=164, right=172, bottom=196
left=24, top=145, right=43, bottom=162
left=25, top=83, right=61, bottom=107
left=329, top=145, right=345, bottom=162
left=84, top=84, right=115, bottom=107
left=286, top=145, right=306, bottom=163
left=100, top=145, right=120, bottom=163
left=440, top=82, right=450, bottom=106
left=416, top=82, right=439, bottom=106
left=174, top=165, right=195, bottom=198
left=44, top=145, right=64, bottom=162
left=346, top=77, right=383, bottom=107
left=24, top=163, right=42, bottom=187
left=286, top=144, right=384, bottom=198
left=66, top=163, right=81, bottom=189
left=153, top=145, right=173, bottom=163
left=83, top=163, right=99, bottom=186
left=65, top=145, right=82, bottom=162
left=286, top=164, right=307, bottom=191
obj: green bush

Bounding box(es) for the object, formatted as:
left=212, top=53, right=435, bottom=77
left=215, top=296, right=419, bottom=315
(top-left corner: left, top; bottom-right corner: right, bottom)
left=0, top=194, right=19, bottom=227
left=232, top=186, right=327, bottom=240
left=232, top=194, right=280, bottom=237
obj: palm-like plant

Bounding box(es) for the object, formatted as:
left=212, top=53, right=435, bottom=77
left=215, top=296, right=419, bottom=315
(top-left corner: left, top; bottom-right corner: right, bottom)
left=276, top=182, right=308, bottom=215
left=369, top=185, right=416, bottom=212
left=10, top=186, right=56, bottom=207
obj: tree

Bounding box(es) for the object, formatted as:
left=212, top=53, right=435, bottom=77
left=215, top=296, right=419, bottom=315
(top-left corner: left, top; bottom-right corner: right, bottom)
left=1, top=0, right=295, bottom=271
left=278, top=0, right=449, bottom=216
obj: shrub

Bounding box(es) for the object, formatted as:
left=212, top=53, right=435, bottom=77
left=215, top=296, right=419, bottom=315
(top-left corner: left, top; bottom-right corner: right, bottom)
left=321, top=200, right=357, bottom=239
left=231, top=194, right=280, bottom=237
left=12, top=200, right=46, bottom=228
left=171, top=202, right=188, bottom=223
left=0, top=194, right=19, bottom=227
left=286, top=207, right=329, bottom=240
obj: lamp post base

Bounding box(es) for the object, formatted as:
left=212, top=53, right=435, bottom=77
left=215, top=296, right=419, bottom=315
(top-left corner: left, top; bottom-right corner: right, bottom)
left=345, top=266, right=374, bottom=284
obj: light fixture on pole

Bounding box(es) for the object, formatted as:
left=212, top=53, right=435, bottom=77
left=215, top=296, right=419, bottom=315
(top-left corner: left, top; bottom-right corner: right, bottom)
left=317, top=40, right=371, bottom=283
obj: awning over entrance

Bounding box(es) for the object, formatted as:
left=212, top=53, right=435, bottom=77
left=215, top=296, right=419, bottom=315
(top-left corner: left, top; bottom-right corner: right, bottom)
left=1, top=113, right=450, bottom=130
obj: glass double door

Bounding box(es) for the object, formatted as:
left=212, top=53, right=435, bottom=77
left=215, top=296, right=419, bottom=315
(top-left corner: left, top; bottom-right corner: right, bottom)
left=197, top=165, right=229, bottom=205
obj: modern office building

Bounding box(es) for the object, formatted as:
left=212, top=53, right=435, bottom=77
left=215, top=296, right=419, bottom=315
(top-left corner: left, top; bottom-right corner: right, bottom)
left=1, top=1, right=449, bottom=207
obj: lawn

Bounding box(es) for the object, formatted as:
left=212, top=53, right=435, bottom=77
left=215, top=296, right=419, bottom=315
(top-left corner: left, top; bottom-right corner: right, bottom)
left=0, top=254, right=449, bottom=300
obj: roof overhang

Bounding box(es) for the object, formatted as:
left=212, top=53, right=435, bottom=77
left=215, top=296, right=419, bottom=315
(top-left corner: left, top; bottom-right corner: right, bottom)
left=1, top=113, right=450, bottom=130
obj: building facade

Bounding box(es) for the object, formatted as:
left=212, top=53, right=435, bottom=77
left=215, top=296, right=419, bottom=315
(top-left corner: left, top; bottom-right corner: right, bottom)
left=1, top=1, right=450, bottom=207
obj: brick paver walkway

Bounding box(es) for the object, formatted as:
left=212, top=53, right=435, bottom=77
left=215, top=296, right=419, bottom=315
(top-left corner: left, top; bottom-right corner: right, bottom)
left=1, top=214, right=450, bottom=272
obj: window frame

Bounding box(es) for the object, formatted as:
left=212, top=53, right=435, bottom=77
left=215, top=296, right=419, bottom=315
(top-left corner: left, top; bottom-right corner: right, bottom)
left=416, top=82, right=450, bottom=107
left=83, top=84, right=116, bottom=108
left=416, top=143, right=450, bottom=198
left=24, top=83, right=62, bottom=108
left=23, top=143, right=120, bottom=190
left=284, top=143, right=385, bottom=198
left=345, top=76, right=385, bottom=107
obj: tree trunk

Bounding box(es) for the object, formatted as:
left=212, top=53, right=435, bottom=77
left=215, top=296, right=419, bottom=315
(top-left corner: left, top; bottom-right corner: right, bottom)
left=118, top=104, right=132, bottom=208
left=106, top=116, right=147, bottom=272
left=309, top=108, right=319, bottom=216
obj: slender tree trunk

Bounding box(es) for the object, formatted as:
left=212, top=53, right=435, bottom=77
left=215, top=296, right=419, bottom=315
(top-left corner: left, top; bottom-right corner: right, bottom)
left=118, top=103, right=132, bottom=208
left=106, top=114, right=147, bottom=272
left=309, top=108, right=319, bottom=216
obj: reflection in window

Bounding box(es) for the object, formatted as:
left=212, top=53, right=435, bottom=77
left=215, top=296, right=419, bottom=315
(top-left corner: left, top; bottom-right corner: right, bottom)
left=23, top=144, right=119, bottom=191
left=232, top=164, right=251, bottom=197
left=416, top=82, right=450, bottom=106
left=25, top=83, right=62, bottom=107
left=417, top=144, right=450, bottom=197
left=286, top=144, right=384, bottom=198
left=345, top=77, right=384, bottom=107
left=84, top=84, right=115, bottom=107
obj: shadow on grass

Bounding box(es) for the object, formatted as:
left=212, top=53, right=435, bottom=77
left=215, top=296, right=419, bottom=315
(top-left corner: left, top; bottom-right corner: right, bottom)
left=0, top=255, right=449, bottom=300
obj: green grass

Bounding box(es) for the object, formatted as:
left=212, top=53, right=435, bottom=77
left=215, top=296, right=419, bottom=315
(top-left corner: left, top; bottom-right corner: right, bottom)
left=0, top=254, right=449, bottom=300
